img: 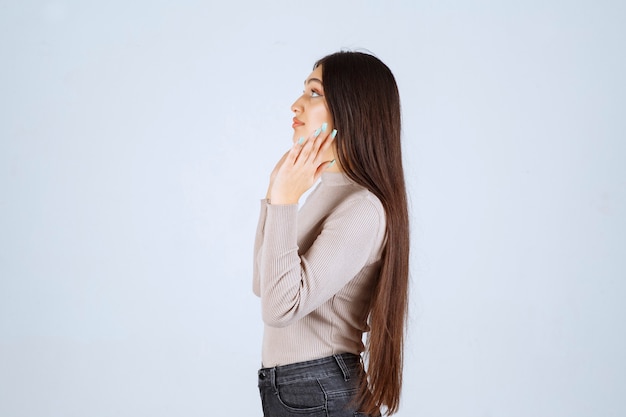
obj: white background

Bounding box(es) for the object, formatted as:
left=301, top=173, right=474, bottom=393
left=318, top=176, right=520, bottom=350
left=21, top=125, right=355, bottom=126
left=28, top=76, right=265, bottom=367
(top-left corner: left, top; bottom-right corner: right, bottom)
left=1, top=1, right=624, bottom=416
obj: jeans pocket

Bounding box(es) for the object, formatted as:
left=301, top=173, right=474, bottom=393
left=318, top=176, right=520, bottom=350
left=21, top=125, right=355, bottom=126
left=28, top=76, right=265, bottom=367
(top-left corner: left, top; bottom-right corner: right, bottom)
left=276, top=379, right=326, bottom=413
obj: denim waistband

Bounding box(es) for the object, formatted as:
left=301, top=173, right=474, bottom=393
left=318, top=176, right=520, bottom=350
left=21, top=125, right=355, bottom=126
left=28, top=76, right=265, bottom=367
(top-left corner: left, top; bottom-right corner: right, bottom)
left=258, top=353, right=362, bottom=387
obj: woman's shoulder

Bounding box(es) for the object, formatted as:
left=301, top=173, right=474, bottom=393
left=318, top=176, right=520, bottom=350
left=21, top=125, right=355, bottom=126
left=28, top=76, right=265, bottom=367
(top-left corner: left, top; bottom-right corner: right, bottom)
left=342, top=184, right=383, bottom=208
left=327, top=180, right=385, bottom=224
left=325, top=180, right=387, bottom=255
left=320, top=171, right=381, bottom=201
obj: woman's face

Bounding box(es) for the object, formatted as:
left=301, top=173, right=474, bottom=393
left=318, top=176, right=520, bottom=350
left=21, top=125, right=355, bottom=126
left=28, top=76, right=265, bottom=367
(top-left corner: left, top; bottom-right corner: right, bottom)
left=290, top=65, right=335, bottom=144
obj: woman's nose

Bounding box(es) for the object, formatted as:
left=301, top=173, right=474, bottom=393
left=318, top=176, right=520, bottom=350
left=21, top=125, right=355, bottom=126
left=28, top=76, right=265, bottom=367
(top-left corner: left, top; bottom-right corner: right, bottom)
left=291, top=96, right=303, bottom=113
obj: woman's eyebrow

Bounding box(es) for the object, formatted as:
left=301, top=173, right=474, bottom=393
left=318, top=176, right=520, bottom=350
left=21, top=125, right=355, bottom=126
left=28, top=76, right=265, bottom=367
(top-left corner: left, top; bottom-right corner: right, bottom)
left=304, top=78, right=323, bottom=86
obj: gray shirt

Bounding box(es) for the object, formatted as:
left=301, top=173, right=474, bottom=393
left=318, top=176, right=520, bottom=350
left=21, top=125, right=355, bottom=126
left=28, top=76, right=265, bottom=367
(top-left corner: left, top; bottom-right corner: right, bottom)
left=253, top=172, right=386, bottom=367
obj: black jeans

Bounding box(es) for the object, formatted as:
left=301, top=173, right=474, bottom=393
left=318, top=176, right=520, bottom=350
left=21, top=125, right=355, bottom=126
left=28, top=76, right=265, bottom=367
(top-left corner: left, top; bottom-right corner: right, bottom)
left=258, top=353, right=376, bottom=417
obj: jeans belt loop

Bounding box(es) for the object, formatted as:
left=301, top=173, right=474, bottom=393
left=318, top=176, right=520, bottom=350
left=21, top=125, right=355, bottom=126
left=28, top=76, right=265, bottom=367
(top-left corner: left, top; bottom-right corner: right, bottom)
left=333, top=354, right=351, bottom=381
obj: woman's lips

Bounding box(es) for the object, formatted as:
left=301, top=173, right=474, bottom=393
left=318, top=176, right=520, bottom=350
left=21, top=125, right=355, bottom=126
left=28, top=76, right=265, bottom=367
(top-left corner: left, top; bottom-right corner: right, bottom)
left=292, top=118, right=304, bottom=128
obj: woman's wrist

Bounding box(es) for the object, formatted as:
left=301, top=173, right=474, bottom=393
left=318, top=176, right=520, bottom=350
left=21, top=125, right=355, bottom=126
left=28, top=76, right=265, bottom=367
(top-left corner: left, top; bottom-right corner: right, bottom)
left=267, top=193, right=299, bottom=205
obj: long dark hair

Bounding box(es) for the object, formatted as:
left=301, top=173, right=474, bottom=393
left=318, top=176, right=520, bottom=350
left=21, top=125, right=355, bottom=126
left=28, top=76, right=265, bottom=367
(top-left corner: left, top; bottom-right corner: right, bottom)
left=315, top=51, right=409, bottom=416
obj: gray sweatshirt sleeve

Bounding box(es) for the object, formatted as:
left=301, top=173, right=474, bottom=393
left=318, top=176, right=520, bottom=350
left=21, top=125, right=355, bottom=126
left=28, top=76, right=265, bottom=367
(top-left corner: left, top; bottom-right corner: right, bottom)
left=252, top=199, right=269, bottom=297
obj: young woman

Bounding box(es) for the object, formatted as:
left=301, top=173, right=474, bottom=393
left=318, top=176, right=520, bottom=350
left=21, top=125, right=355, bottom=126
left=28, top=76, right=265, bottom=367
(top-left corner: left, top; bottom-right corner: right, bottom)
left=253, top=51, right=409, bottom=417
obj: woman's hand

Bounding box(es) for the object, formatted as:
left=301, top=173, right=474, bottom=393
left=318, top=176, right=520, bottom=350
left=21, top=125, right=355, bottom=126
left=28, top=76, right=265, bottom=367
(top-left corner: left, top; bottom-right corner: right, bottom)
left=266, top=151, right=289, bottom=200
left=268, top=124, right=337, bottom=205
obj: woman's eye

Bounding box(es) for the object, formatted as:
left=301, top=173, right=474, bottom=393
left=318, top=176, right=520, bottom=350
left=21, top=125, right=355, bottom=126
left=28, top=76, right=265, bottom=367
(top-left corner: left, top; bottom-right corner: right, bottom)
left=301, top=89, right=323, bottom=98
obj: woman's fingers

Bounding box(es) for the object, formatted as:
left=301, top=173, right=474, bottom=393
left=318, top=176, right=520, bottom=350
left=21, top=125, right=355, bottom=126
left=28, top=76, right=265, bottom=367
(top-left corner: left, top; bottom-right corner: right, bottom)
left=293, top=127, right=321, bottom=164
left=314, top=158, right=336, bottom=180
left=293, top=123, right=335, bottom=166
left=269, top=125, right=337, bottom=204
left=317, top=128, right=337, bottom=162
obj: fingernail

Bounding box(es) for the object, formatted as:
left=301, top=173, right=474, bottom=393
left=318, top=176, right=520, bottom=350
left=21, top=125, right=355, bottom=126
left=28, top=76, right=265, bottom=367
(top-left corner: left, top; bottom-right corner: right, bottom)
left=330, top=129, right=337, bottom=139
left=321, top=122, right=328, bottom=132
left=329, top=159, right=336, bottom=167
left=298, top=137, right=305, bottom=144
left=314, top=128, right=321, bottom=137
